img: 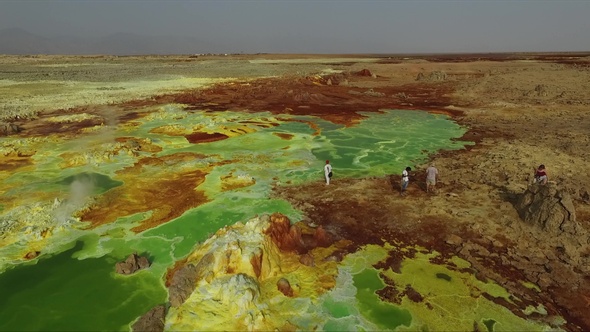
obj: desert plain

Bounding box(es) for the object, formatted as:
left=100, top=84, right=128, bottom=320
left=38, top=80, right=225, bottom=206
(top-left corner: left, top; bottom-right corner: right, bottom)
left=1, top=53, right=589, bottom=331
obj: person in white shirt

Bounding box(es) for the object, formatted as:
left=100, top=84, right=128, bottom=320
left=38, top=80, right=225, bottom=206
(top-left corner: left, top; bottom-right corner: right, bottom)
left=324, top=160, right=332, bottom=185
left=401, top=166, right=411, bottom=196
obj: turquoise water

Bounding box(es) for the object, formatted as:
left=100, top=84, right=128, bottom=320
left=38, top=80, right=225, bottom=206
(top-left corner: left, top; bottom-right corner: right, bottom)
left=0, top=109, right=470, bottom=330
left=310, top=110, right=468, bottom=177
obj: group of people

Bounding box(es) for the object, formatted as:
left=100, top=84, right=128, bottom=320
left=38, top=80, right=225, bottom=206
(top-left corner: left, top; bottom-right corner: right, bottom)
left=324, top=159, right=440, bottom=193
left=400, top=164, right=439, bottom=196
left=399, top=163, right=548, bottom=195
left=323, top=160, right=549, bottom=194
left=398, top=163, right=548, bottom=195
left=323, top=159, right=440, bottom=194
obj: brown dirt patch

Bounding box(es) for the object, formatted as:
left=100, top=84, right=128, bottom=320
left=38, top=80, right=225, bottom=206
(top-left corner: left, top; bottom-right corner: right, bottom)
left=79, top=153, right=210, bottom=233
left=184, top=132, right=229, bottom=144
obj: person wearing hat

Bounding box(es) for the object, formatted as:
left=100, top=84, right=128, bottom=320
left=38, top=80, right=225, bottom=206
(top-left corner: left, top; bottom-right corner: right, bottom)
left=426, top=163, right=439, bottom=193
left=324, top=160, right=333, bottom=185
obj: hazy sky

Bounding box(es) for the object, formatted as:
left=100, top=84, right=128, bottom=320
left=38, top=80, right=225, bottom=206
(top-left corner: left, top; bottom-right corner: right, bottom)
left=1, top=0, right=589, bottom=53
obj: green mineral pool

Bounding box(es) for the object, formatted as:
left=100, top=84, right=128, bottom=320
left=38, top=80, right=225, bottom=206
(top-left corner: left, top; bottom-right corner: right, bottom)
left=0, top=109, right=471, bottom=331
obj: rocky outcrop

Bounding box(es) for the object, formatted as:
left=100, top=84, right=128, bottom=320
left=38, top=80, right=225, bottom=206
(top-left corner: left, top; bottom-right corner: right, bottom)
left=168, top=252, right=217, bottom=307
left=515, top=183, right=578, bottom=235
left=132, top=305, right=166, bottom=332
left=0, top=122, right=22, bottom=136
left=416, top=71, right=447, bottom=81
left=313, top=226, right=332, bottom=247
left=363, top=89, right=385, bottom=97
left=267, top=213, right=334, bottom=251
left=164, top=213, right=339, bottom=331
left=265, top=213, right=305, bottom=252
left=276, top=277, right=293, bottom=297
left=356, top=69, right=373, bottom=77
left=115, top=253, right=151, bottom=275
left=168, top=263, right=199, bottom=307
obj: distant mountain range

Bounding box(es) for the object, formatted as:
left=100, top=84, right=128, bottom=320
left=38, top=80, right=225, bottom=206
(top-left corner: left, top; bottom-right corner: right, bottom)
left=0, top=28, right=226, bottom=55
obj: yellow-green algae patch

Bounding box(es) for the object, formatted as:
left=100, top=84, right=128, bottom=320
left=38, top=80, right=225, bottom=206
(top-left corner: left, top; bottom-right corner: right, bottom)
left=375, top=247, right=558, bottom=331
left=324, top=244, right=562, bottom=331
left=523, top=304, right=548, bottom=316
left=1, top=77, right=230, bottom=115
left=342, top=243, right=390, bottom=272
left=521, top=280, right=541, bottom=292
left=449, top=255, right=472, bottom=269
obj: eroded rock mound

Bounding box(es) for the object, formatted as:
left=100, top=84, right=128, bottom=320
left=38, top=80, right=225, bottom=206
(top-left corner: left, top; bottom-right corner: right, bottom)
left=266, top=213, right=305, bottom=252
left=515, top=183, right=578, bottom=234
left=132, top=305, right=166, bottom=332
left=356, top=69, right=373, bottom=76
left=276, top=277, right=293, bottom=297
left=164, top=213, right=339, bottom=331
left=115, top=253, right=151, bottom=275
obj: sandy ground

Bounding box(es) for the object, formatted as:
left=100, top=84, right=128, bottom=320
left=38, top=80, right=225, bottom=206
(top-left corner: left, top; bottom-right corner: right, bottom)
left=1, top=53, right=590, bottom=330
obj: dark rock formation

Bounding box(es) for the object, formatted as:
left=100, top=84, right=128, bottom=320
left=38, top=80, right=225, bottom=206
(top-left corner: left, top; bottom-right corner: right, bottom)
left=277, top=277, right=293, bottom=297
left=250, top=247, right=264, bottom=279
left=416, top=71, right=447, bottom=81
left=168, top=263, right=199, bottom=307
left=313, top=226, right=332, bottom=247
left=404, top=285, right=424, bottom=303
left=265, top=213, right=305, bottom=253
left=132, top=305, right=166, bottom=332
left=0, top=122, right=22, bottom=136
left=115, top=253, right=150, bottom=275
left=356, top=69, right=373, bottom=77
left=168, top=252, right=216, bottom=307
left=515, top=183, right=578, bottom=234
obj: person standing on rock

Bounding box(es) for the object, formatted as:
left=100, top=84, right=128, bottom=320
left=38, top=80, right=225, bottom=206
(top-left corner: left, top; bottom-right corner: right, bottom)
left=401, top=167, right=411, bottom=196
left=533, top=164, right=548, bottom=185
left=426, top=163, right=439, bottom=194
left=324, top=160, right=333, bottom=185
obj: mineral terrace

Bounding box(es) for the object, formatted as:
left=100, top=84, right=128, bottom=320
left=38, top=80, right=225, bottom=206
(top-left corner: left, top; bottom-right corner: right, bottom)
left=1, top=53, right=590, bottom=331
